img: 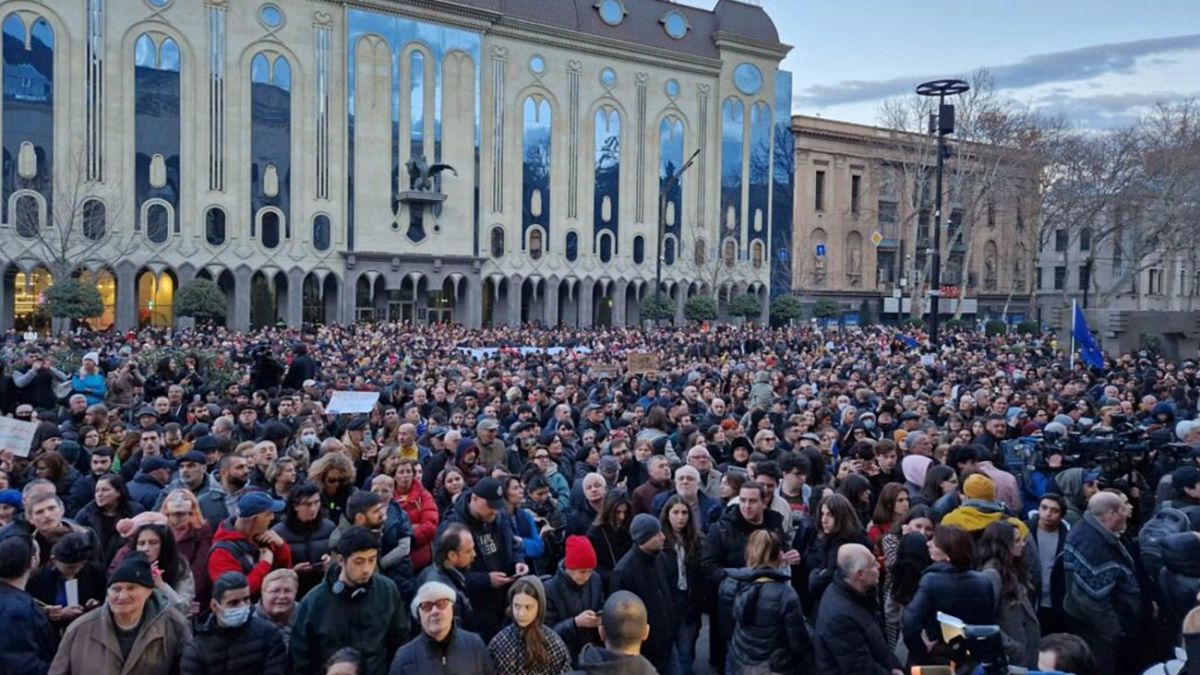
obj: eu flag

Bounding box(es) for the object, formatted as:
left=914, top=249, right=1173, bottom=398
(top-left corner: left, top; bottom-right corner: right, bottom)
left=1073, top=305, right=1105, bottom=370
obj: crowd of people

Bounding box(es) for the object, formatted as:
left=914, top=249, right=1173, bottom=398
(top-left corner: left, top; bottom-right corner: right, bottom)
left=0, top=320, right=1198, bottom=675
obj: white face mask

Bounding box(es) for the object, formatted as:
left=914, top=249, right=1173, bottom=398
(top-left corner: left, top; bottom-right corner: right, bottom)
left=220, top=605, right=251, bottom=627
left=301, top=434, right=318, bottom=447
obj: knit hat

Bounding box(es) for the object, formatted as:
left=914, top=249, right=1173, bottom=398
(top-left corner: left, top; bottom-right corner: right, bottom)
left=963, top=474, right=997, bottom=501
left=116, top=511, right=168, bottom=539
left=82, top=352, right=100, bottom=365
left=563, top=535, right=598, bottom=570
left=109, top=554, right=155, bottom=588
left=0, top=489, right=22, bottom=511
left=630, top=513, right=662, bottom=545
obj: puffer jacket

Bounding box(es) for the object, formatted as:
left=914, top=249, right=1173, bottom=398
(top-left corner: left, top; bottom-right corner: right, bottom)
left=902, top=562, right=998, bottom=664
left=700, top=505, right=786, bottom=583
left=395, top=480, right=439, bottom=571
left=180, top=612, right=288, bottom=675
left=718, top=566, right=811, bottom=674
left=389, top=626, right=493, bottom=675
left=49, top=591, right=191, bottom=675
left=271, top=516, right=336, bottom=597
left=1159, top=532, right=1200, bottom=638
left=543, top=560, right=605, bottom=659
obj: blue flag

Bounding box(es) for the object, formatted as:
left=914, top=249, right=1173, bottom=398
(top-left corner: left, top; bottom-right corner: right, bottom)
left=1073, top=305, right=1105, bottom=370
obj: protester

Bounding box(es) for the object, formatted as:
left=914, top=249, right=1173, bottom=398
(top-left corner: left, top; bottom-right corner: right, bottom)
left=813, top=543, right=903, bottom=675
left=181, top=571, right=288, bottom=675
left=488, top=575, right=572, bottom=674
left=610, top=513, right=677, bottom=674
left=571, top=590, right=657, bottom=675
left=977, top=520, right=1041, bottom=668
left=255, top=568, right=299, bottom=645
left=28, top=532, right=107, bottom=631
left=389, top=581, right=493, bottom=675
left=207, top=492, right=293, bottom=597
left=0, top=535, right=56, bottom=675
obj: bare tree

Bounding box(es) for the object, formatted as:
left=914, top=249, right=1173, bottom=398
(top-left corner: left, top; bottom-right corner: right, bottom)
left=10, top=146, right=137, bottom=281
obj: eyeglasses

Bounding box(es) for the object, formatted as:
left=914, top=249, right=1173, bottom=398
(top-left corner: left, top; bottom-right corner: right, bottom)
left=533, top=454, right=550, bottom=460
left=418, top=598, right=453, bottom=612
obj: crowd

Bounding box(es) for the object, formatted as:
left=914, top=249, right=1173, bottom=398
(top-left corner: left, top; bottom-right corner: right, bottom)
left=0, top=320, right=1198, bottom=675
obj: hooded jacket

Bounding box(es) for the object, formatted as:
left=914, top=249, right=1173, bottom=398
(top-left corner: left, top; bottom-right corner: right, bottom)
left=487, top=575, right=573, bottom=675
left=290, top=565, right=409, bottom=675
left=610, top=546, right=678, bottom=672
left=1053, top=468, right=1089, bottom=525
left=700, top=504, right=786, bottom=583
left=49, top=591, right=191, bottom=675
left=940, top=500, right=1030, bottom=538
left=718, top=566, right=812, bottom=674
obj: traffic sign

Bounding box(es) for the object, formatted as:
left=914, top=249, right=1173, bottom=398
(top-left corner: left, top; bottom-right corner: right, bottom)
left=815, top=244, right=826, bottom=258
left=870, top=231, right=883, bottom=247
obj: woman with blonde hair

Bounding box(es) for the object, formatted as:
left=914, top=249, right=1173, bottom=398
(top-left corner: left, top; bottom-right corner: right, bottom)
left=307, top=452, right=357, bottom=524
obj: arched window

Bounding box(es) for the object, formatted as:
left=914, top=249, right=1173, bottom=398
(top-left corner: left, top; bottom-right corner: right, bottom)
left=14, top=194, right=40, bottom=237
left=312, top=215, right=330, bottom=251
left=752, top=241, right=764, bottom=269
left=205, top=207, right=226, bottom=246
left=529, top=229, right=543, bottom=260
left=694, top=237, right=706, bottom=266
left=146, top=203, right=169, bottom=243
left=723, top=239, right=736, bottom=268
left=599, top=233, right=613, bottom=263
left=261, top=210, right=281, bottom=249
left=565, top=231, right=579, bottom=262
left=83, top=200, right=106, bottom=241
left=664, top=236, right=676, bottom=265
left=490, top=226, right=504, bottom=258
left=633, top=236, right=645, bottom=264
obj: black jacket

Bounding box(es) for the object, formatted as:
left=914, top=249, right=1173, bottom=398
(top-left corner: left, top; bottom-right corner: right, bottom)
left=436, top=495, right=526, bottom=640
left=28, top=562, right=107, bottom=630
left=814, top=576, right=901, bottom=675
left=718, top=566, right=811, bottom=674
left=569, top=645, right=657, bottom=675
left=610, top=546, right=678, bottom=673
left=271, top=517, right=336, bottom=597
left=415, top=564, right=477, bottom=634
left=389, top=627, right=494, bottom=675
left=804, top=529, right=872, bottom=613
left=0, top=583, right=56, bottom=675
left=290, top=567, right=409, bottom=675
left=1159, top=532, right=1200, bottom=638
left=181, top=613, right=288, bottom=675
left=543, top=561, right=606, bottom=660
left=902, top=562, right=998, bottom=663
left=700, top=505, right=786, bottom=583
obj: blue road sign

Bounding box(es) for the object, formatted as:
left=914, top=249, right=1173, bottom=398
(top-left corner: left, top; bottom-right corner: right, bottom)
left=815, top=244, right=826, bottom=258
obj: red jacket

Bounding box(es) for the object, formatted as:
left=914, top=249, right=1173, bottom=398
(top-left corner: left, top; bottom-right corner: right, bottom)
left=206, top=520, right=292, bottom=596
left=395, top=480, right=439, bottom=571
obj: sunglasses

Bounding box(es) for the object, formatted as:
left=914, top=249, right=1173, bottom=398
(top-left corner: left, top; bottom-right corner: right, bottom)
left=419, top=598, right=453, bottom=612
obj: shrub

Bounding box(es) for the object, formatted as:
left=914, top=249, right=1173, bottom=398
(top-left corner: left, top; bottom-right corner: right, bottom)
left=684, top=295, right=718, bottom=322
left=175, top=279, right=227, bottom=324
left=984, top=320, right=1008, bottom=337
left=811, top=299, right=840, bottom=320
left=45, top=279, right=103, bottom=323
left=727, top=294, right=762, bottom=319
left=770, top=295, right=803, bottom=325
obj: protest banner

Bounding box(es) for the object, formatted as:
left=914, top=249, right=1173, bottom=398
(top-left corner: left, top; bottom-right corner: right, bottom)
left=627, top=352, right=659, bottom=375
left=0, top=416, right=38, bottom=457
left=326, top=391, right=381, bottom=414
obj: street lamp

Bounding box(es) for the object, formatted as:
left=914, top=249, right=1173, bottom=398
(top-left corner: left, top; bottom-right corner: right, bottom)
left=656, top=148, right=701, bottom=311
left=916, top=78, right=969, bottom=341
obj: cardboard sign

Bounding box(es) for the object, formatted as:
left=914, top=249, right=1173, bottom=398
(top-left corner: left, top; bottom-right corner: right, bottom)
left=326, top=391, right=381, bottom=415
left=627, top=352, right=659, bottom=375
left=0, top=416, right=38, bottom=458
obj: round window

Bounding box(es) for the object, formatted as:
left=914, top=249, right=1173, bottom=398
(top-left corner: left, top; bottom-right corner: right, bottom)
left=665, top=79, right=681, bottom=98
left=597, top=0, right=624, bottom=26
left=530, top=55, right=545, bottom=75
left=600, top=68, right=616, bottom=88
left=734, top=63, right=763, bottom=96
left=260, top=5, right=283, bottom=28
left=663, top=12, right=688, bottom=39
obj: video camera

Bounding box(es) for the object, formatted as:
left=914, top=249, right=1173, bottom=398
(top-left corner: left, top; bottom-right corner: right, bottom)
left=908, top=613, right=1070, bottom=675
left=1033, top=415, right=1179, bottom=478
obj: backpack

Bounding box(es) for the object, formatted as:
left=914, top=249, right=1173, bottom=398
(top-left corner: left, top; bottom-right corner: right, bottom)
left=1139, top=508, right=1192, bottom=582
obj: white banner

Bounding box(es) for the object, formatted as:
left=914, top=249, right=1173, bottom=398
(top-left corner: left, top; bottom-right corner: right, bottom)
left=326, top=391, right=381, bottom=415
left=0, top=416, right=38, bottom=458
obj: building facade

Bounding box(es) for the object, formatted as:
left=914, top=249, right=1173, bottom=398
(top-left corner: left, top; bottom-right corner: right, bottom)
left=0, top=0, right=793, bottom=332
left=791, top=114, right=1037, bottom=325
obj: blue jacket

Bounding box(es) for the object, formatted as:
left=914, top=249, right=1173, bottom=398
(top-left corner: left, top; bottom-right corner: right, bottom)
left=71, top=372, right=107, bottom=406
left=1062, top=512, right=1141, bottom=641
left=0, top=583, right=56, bottom=675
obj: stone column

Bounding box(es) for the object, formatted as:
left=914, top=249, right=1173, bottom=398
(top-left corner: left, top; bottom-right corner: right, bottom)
left=674, top=285, right=686, bottom=324
left=460, top=277, right=482, bottom=329
left=579, top=281, right=594, bottom=328
left=174, top=268, right=197, bottom=331
left=506, top=276, right=523, bottom=326
left=232, top=267, right=253, bottom=332
left=543, top=278, right=559, bottom=327
left=612, top=280, right=628, bottom=327
left=116, top=265, right=139, bottom=332
left=342, top=271, right=359, bottom=325
left=287, top=269, right=305, bottom=328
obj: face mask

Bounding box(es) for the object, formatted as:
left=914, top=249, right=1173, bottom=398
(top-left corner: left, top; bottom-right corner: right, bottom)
left=863, top=420, right=875, bottom=430
left=302, top=434, right=318, bottom=447
left=220, top=605, right=251, bottom=627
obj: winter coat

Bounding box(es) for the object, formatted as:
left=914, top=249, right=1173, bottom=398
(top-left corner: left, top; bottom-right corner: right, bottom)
left=568, top=646, right=657, bottom=675
left=271, top=516, right=336, bottom=597
left=0, top=583, right=57, bottom=675
left=71, top=372, right=107, bottom=406
left=389, top=627, right=494, bottom=675
left=902, top=562, right=998, bottom=664
left=206, top=519, right=293, bottom=597
left=719, top=566, right=811, bottom=674
left=172, top=523, right=213, bottom=606
left=543, top=560, right=605, bottom=660
left=610, top=547, right=678, bottom=673
left=586, top=524, right=631, bottom=588
left=290, top=566, right=409, bottom=675
left=48, top=591, right=191, bottom=675
left=700, top=505, right=786, bottom=583
left=28, top=562, right=108, bottom=630
left=1062, top=512, right=1141, bottom=642
left=126, top=473, right=168, bottom=512
left=106, top=546, right=195, bottom=614
left=487, top=576, right=572, bottom=674
left=416, top=564, right=477, bottom=634
left=437, top=497, right=527, bottom=640
left=180, top=612, right=288, bottom=675
left=649, top=489, right=723, bottom=534
left=804, top=529, right=872, bottom=612
left=1159, top=532, right=1200, bottom=639
left=565, top=499, right=600, bottom=537
left=813, top=576, right=901, bottom=675
left=74, top=501, right=143, bottom=566
left=395, top=480, right=439, bottom=571
left=544, top=464, right=572, bottom=512
left=981, top=565, right=1041, bottom=668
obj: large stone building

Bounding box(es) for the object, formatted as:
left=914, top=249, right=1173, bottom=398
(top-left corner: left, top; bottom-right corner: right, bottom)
left=0, top=0, right=794, bottom=331
left=791, top=114, right=1037, bottom=325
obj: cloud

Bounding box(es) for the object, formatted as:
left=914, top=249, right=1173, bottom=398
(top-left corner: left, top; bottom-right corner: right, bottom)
left=795, top=33, right=1200, bottom=107
left=1031, top=89, right=1200, bottom=129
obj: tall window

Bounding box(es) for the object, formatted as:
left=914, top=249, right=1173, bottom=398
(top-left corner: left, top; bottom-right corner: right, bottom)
left=1079, top=227, right=1091, bottom=251
left=312, top=215, right=330, bottom=251
left=814, top=170, right=825, bottom=211
left=528, top=229, right=543, bottom=260
left=1078, top=265, right=1090, bottom=291
left=205, top=207, right=226, bottom=246
left=83, top=199, right=106, bottom=240
left=1053, top=266, right=1066, bottom=290
left=633, top=235, right=644, bottom=264
left=850, top=175, right=861, bottom=214
left=565, top=231, right=578, bottom=262
left=490, top=226, right=504, bottom=258
left=1054, top=229, right=1067, bottom=252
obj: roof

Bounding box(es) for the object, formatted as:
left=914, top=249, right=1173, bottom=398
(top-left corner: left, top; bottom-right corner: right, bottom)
left=438, top=0, right=782, bottom=58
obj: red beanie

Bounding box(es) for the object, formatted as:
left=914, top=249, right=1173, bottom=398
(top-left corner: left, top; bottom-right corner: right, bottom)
left=563, top=535, right=598, bottom=570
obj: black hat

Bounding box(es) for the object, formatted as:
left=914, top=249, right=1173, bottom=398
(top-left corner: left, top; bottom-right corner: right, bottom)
left=471, top=477, right=506, bottom=509
left=179, top=450, right=207, bottom=466
left=899, top=411, right=921, bottom=422
left=109, top=554, right=155, bottom=588
left=194, top=436, right=223, bottom=454
left=135, top=406, right=157, bottom=419
left=142, top=456, right=176, bottom=473
left=512, top=420, right=536, bottom=434
left=346, top=416, right=369, bottom=432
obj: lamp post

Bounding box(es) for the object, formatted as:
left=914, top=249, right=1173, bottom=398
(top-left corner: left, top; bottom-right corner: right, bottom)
left=656, top=148, right=701, bottom=315
left=916, top=78, right=969, bottom=341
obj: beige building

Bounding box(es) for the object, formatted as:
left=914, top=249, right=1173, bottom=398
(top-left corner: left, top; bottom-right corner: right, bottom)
left=791, top=114, right=1038, bottom=324
left=0, top=0, right=795, bottom=332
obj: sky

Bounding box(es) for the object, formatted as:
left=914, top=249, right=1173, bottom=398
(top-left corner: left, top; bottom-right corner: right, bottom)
left=686, top=0, right=1200, bottom=130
